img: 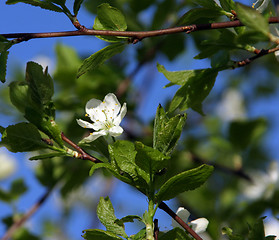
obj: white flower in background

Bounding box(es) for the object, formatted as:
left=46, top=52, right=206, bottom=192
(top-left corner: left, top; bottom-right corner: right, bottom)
left=0, top=149, right=16, bottom=180
left=172, top=207, right=209, bottom=234
left=216, top=89, right=246, bottom=122
left=242, top=161, right=279, bottom=200
left=77, top=93, right=127, bottom=142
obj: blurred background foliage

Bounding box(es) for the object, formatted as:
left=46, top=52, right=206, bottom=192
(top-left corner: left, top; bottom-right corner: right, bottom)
left=1, top=0, right=279, bottom=239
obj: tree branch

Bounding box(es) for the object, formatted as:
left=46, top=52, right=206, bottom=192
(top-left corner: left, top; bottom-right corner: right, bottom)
left=235, top=46, right=279, bottom=67
left=2, top=17, right=279, bottom=43
left=158, top=202, right=203, bottom=240
left=1, top=188, right=52, bottom=240
left=61, top=132, right=102, bottom=163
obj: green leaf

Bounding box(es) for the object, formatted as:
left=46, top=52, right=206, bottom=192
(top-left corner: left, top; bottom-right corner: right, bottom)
left=0, top=50, right=9, bottom=83
left=97, top=197, right=128, bottom=238
left=26, top=61, right=54, bottom=106
left=115, top=215, right=142, bottom=226
left=93, top=3, right=127, bottom=42
left=222, top=227, right=244, bottom=240
left=77, top=43, right=125, bottom=78
left=94, top=3, right=127, bottom=31
left=131, top=228, right=146, bottom=240
left=236, top=3, right=270, bottom=37
left=155, top=164, right=214, bottom=202
left=73, top=0, right=83, bottom=15
left=194, top=0, right=223, bottom=10
left=29, top=152, right=66, bottom=160
left=153, top=105, right=187, bottom=156
left=177, top=7, right=224, bottom=26
left=158, top=64, right=218, bottom=114
left=108, top=140, right=149, bottom=194
left=228, top=118, right=267, bottom=150
left=0, top=123, right=48, bottom=152
left=135, top=141, right=169, bottom=175
left=219, top=0, right=236, bottom=12
left=248, top=217, right=266, bottom=240
left=159, top=228, right=192, bottom=240
left=6, top=0, right=64, bottom=13
left=82, top=229, right=123, bottom=240
left=0, top=178, right=27, bottom=202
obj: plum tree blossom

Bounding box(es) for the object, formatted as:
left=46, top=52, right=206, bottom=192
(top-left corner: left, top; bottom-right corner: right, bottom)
left=77, top=93, right=127, bottom=142
left=172, top=207, right=209, bottom=234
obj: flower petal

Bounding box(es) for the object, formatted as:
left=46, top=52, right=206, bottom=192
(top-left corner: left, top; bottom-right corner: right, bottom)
left=103, top=93, right=121, bottom=119
left=82, top=130, right=108, bottom=142
left=190, top=218, right=209, bottom=234
left=109, top=126, right=123, bottom=137
left=85, top=98, right=106, bottom=122
left=114, top=103, right=127, bottom=126
left=172, top=207, right=190, bottom=229
left=76, top=119, right=96, bottom=129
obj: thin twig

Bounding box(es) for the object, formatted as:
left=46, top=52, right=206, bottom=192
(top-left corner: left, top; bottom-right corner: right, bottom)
left=2, top=17, right=279, bottom=43
left=61, top=132, right=102, bottom=163
left=154, top=219, right=159, bottom=240
left=1, top=188, right=52, bottom=240
left=190, top=153, right=252, bottom=182
left=158, top=202, right=203, bottom=240
left=236, top=46, right=279, bottom=67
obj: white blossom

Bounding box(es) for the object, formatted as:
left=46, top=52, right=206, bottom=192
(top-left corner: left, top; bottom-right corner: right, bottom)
left=0, top=149, right=16, bottom=180
left=172, top=207, right=209, bottom=234
left=77, top=93, right=127, bottom=142
left=242, top=161, right=279, bottom=200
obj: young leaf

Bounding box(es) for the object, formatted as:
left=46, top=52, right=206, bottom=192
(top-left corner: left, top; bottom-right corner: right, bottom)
left=219, top=0, right=236, bottom=12
left=115, top=215, right=142, bottom=226
left=236, top=3, right=270, bottom=38
left=158, top=64, right=218, bottom=114
left=222, top=227, right=244, bottom=240
left=0, top=38, right=13, bottom=83
left=0, top=51, right=9, bottom=83
left=160, top=228, right=192, bottom=240
left=108, top=140, right=149, bottom=194
left=93, top=3, right=127, bottom=42
left=29, top=152, right=67, bottom=160
left=26, top=61, right=54, bottom=106
left=155, top=164, right=214, bottom=202
left=77, top=43, right=125, bottom=78
left=248, top=217, right=266, bottom=240
left=153, top=105, right=187, bottom=156
left=6, top=0, right=64, bottom=13
left=0, top=123, right=48, bottom=152
left=82, top=229, right=123, bottom=240
left=134, top=141, right=169, bottom=175
left=73, top=0, right=83, bottom=15
left=97, top=197, right=128, bottom=238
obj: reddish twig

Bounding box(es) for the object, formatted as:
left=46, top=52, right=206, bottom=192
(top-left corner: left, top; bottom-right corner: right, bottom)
left=236, top=46, right=279, bottom=67
left=158, top=202, right=203, bottom=240
left=154, top=219, right=159, bottom=240
left=1, top=189, right=52, bottom=240
left=61, top=132, right=102, bottom=163
left=2, top=17, right=279, bottom=43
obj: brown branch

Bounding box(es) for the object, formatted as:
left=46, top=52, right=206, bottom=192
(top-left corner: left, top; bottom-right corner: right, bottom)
left=61, top=132, right=102, bottom=163
left=2, top=17, right=279, bottom=43
left=1, top=188, right=52, bottom=240
left=158, top=202, right=203, bottom=240
left=190, top=153, right=252, bottom=182
left=154, top=219, right=159, bottom=240
left=235, top=46, right=279, bottom=67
